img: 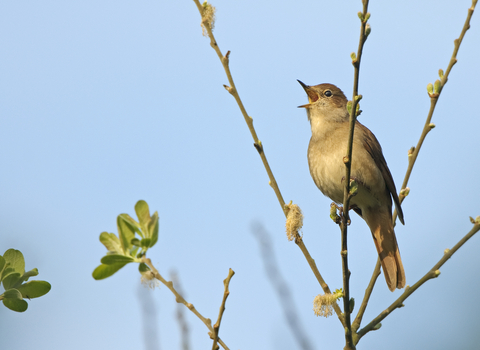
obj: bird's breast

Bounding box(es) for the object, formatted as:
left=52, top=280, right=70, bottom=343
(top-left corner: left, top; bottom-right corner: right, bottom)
left=307, top=129, right=387, bottom=208
left=308, top=136, right=346, bottom=203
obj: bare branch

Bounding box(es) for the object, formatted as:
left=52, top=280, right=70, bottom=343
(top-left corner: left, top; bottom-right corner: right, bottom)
left=340, top=1, right=370, bottom=348
left=211, top=269, right=235, bottom=350
left=357, top=222, right=480, bottom=340
left=141, top=257, right=231, bottom=350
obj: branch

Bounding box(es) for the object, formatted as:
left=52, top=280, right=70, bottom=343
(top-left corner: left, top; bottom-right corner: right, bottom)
left=351, top=258, right=381, bottom=334
left=340, top=1, right=370, bottom=349
left=393, top=0, right=477, bottom=222
left=212, top=269, right=235, bottom=350
left=357, top=222, right=480, bottom=340
left=193, top=0, right=285, bottom=214
left=193, top=0, right=345, bottom=326
left=356, top=1, right=478, bottom=333
left=141, top=257, right=230, bottom=350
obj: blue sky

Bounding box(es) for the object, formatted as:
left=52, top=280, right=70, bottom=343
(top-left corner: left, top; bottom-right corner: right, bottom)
left=1, top=1, right=479, bottom=349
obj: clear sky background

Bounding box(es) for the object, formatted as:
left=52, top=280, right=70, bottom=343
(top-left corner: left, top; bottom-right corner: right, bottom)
left=1, top=1, right=479, bottom=349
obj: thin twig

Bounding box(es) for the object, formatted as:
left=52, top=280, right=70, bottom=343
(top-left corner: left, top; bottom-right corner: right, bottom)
left=351, top=258, right=380, bottom=335
left=341, top=1, right=370, bottom=349
left=193, top=0, right=285, bottom=214
left=192, top=0, right=345, bottom=326
left=212, top=269, right=235, bottom=350
left=393, top=0, right=477, bottom=222
left=357, top=0, right=478, bottom=332
left=357, top=223, right=480, bottom=340
left=141, top=257, right=230, bottom=350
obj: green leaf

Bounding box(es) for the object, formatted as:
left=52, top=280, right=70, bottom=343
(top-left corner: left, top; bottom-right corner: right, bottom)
left=117, top=215, right=135, bottom=253
left=92, top=263, right=128, bottom=280
left=0, top=255, right=5, bottom=276
left=130, top=247, right=139, bottom=258
left=130, top=238, right=141, bottom=246
left=3, top=298, right=28, bottom=312
left=2, top=288, right=23, bottom=300
left=100, top=254, right=135, bottom=265
left=140, top=238, right=151, bottom=248
left=118, top=214, right=142, bottom=234
left=148, top=212, right=159, bottom=247
left=138, top=263, right=150, bottom=273
left=135, top=200, right=150, bottom=226
left=22, top=268, right=39, bottom=280
left=99, top=232, right=123, bottom=253
left=2, top=272, right=21, bottom=290
left=16, top=281, right=51, bottom=299
left=3, top=249, right=25, bottom=275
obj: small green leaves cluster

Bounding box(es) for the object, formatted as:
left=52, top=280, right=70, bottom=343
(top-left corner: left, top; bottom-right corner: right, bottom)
left=346, top=99, right=362, bottom=117
left=92, top=200, right=159, bottom=280
left=427, top=70, right=445, bottom=97
left=0, top=249, right=51, bottom=312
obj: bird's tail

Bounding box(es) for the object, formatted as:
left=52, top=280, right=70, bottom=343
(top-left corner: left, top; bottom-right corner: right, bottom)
left=363, top=208, right=405, bottom=292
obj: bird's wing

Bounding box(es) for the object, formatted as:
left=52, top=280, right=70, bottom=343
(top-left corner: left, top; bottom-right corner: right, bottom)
left=357, top=122, right=405, bottom=225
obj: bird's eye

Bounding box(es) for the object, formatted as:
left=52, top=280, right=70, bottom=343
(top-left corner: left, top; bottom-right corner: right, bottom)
left=324, top=90, right=333, bottom=97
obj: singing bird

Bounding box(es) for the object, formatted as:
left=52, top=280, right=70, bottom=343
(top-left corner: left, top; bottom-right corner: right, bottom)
left=298, top=81, right=405, bottom=291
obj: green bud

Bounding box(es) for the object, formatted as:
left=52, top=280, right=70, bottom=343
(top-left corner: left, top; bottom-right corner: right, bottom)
left=426, top=83, right=434, bottom=94
left=475, top=216, right=480, bottom=225
left=357, top=12, right=364, bottom=21
left=438, top=69, right=444, bottom=79
left=470, top=216, right=475, bottom=224
left=444, top=248, right=450, bottom=254
left=346, top=100, right=353, bottom=115
left=365, top=12, right=371, bottom=21
left=351, top=52, right=357, bottom=61
left=349, top=298, right=355, bottom=313
left=355, top=94, right=363, bottom=101
left=349, top=179, right=358, bottom=196
left=373, top=323, right=382, bottom=330
left=434, top=270, right=441, bottom=277
left=429, top=123, right=436, bottom=129
left=330, top=204, right=340, bottom=223
left=434, top=79, right=442, bottom=94
left=400, top=187, right=410, bottom=197
left=408, top=147, right=415, bottom=157
left=365, top=24, right=371, bottom=36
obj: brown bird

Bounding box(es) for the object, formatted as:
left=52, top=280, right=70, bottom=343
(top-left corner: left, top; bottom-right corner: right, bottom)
left=298, top=81, right=405, bottom=292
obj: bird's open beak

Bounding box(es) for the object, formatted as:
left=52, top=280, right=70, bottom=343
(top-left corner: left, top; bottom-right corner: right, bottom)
left=297, top=79, right=317, bottom=108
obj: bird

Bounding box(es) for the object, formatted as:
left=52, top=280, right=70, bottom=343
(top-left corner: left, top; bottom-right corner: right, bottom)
left=298, top=80, right=405, bottom=292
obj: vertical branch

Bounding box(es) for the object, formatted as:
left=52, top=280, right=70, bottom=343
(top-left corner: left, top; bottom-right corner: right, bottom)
left=354, top=0, right=477, bottom=340
left=341, top=1, right=370, bottom=349
left=211, top=269, right=235, bottom=350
